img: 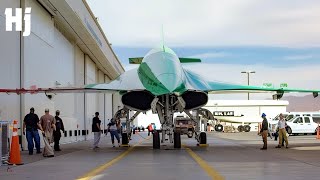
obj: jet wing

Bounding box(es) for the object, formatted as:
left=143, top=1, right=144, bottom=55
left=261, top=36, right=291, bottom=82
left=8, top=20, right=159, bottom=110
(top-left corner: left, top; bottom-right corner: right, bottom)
left=85, top=68, right=145, bottom=91
left=183, top=69, right=320, bottom=97
left=0, top=68, right=145, bottom=94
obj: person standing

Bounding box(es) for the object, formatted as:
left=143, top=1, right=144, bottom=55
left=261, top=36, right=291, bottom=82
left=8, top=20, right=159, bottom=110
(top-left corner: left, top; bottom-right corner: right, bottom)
left=147, top=123, right=153, bottom=136
left=260, top=113, right=268, bottom=150
left=92, top=112, right=101, bottom=149
left=276, top=113, right=289, bottom=148
left=107, top=118, right=120, bottom=147
left=23, top=107, right=44, bottom=155
left=53, top=110, right=65, bottom=151
left=40, top=108, right=55, bottom=157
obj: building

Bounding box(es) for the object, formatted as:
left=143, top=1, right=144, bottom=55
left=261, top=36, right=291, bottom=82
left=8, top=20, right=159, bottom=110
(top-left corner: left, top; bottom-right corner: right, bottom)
left=0, top=0, right=124, bottom=148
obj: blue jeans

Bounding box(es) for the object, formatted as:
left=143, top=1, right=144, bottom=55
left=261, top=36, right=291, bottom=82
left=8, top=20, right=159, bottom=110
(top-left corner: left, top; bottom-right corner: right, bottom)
left=26, top=130, right=41, bottom=154
left=110, top=130, right=120, bottom=144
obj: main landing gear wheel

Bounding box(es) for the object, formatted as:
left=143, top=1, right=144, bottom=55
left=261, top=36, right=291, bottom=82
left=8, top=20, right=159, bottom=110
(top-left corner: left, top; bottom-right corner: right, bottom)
left=244, top=125, right=251, bottom=132
left=199, top=132, right=207, bottom=144
left=153, top=131, right=160, bottom=149
left=174, top=132, right=181, bottom=149
left=215, top=124, right=223, bottom=132
left=121, top=133, right=129, bottom=145
left=238, top=125, right=244, bottom=132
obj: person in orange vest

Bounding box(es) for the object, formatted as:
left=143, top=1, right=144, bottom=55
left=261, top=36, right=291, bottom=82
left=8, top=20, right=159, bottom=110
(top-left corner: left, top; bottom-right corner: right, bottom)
left=147, top=124, right=153, bottom=136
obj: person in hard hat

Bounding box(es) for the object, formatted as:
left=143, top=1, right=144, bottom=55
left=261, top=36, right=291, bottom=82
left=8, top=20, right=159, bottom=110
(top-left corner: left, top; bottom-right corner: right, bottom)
left=260, top=113, right=268, bottom=150
left=23, top=107, right=44, bottom=155
left=92, top=112, right=101, bottom=149
left=53, top=110, right=65, bottom=151
left=276, top=113, right=289, bottom=149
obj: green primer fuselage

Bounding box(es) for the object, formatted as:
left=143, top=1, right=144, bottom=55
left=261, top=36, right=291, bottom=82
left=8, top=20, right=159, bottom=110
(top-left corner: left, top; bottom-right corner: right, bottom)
left=138, top=47, right=187, bottom=96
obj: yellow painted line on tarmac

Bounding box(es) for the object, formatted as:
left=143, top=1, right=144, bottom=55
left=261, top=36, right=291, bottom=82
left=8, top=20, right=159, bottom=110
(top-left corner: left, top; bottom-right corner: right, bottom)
left=77, top=136, right=150, bottom=180
left=183, top=145, right=225, bottom=180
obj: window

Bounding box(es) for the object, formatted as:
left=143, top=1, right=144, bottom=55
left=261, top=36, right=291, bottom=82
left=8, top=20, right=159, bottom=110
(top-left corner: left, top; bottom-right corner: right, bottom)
left=313, top=117, right=320, bottom=124
left=304, top=117, right=310, bottom=123
left=294, top=117, right=303, bottom=123
left=303, top=114, right=311, bottom=116
left=285, top=115, right=294, bottom=121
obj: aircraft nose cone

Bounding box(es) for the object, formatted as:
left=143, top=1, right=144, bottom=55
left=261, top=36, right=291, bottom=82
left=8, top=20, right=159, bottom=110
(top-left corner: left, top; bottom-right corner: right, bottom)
left=157, top=73, right=182, bottom=92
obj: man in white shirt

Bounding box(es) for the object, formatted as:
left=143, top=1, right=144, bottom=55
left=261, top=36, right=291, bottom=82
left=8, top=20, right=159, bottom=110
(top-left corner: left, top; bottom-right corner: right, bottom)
left=276, top=113, right=289, bottom=148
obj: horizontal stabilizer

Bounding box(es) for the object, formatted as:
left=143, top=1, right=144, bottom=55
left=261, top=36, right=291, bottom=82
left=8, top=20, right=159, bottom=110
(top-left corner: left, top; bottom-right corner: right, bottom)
left=129, top=57, right=144, bottom=64
left=179, top=58, right=201, bottom=63
left=129, top=57, right=201, bottom=64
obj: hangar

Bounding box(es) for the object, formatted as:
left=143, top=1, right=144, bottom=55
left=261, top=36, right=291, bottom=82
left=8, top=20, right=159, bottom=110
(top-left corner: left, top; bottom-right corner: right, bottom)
left=0, top=0, right=124, bottom=149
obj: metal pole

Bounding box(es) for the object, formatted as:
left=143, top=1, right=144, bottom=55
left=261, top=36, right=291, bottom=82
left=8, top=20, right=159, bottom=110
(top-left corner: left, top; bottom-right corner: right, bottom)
left=247, top=73, right=250, bottom=100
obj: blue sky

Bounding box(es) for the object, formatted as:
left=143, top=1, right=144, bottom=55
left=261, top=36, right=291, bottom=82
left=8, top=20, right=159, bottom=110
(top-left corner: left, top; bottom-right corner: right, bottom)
left=87, top=0, right=320, bottom=99
left=113, top=46, right=320, bottom=68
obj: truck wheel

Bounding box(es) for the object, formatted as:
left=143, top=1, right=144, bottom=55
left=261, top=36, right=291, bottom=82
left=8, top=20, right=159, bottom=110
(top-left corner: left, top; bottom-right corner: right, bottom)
left=199, top=132, right=207, bottom=144
left=153, top=131, right=160, bottom=149
left=215, top=124, right=223, bottom=132
left=244, top=125, right=251, bottom=132
left=287, top=127, right=292, bottom=134
left=187, top=130, right=193, bottom=138
left=238, top=125, right=244, bottom=132
left=174, top=132, right=181, bottom=148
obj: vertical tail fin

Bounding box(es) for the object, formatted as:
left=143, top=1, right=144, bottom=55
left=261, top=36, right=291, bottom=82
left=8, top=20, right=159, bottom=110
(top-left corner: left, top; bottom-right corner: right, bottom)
left=161, top=25, right=165, bottom=52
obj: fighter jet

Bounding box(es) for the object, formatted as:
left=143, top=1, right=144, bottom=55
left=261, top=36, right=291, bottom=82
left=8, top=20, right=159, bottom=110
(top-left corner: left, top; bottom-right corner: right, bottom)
left=1, top=45, right=319, bottom=148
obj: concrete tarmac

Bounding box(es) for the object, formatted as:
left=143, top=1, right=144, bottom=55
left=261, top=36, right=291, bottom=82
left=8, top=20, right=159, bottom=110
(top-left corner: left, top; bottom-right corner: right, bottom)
left=1, top=131, right=320, bottom=180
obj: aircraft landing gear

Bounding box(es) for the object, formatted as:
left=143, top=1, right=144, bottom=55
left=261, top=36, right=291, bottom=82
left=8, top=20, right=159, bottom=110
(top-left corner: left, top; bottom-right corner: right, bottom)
left=199, top=132, right=207, bottom=144
left=153, top=130, right=160, bottom=149
left=174, top=132, right=181, bottom=149
left=121, top=132, right=129, bottom=146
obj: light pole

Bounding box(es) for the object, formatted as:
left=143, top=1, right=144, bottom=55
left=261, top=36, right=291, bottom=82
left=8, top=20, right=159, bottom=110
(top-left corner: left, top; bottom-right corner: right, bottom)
left=241, top=71, right=255, bottom=100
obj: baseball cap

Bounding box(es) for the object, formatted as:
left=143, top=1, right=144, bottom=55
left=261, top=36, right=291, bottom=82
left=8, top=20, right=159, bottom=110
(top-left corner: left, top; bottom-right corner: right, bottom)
left=45, top=108, right=49, bottom=112
left=261, top=113, right=266, bottom=117
left=56, top=110, right=60, bottom=113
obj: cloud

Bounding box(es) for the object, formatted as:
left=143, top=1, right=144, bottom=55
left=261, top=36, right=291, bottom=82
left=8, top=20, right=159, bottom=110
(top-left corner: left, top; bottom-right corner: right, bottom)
left=189, top=52, right=229, bottom=59
left=87, top=0, right=320, bottom=47
left=283, top=55, right=313, bottom=61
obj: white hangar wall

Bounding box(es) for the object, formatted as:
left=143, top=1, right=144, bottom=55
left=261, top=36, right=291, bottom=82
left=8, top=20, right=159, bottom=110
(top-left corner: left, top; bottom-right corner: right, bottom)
left=0, top=0, right=124, bottom=149
left=0, top=0, right=20, bottom=122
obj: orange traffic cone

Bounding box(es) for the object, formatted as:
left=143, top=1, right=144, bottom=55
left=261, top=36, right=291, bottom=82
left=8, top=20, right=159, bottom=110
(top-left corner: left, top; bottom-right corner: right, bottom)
left=317, top=123, right=320, bottom=140
left=8, top=120, right=23, bottom=165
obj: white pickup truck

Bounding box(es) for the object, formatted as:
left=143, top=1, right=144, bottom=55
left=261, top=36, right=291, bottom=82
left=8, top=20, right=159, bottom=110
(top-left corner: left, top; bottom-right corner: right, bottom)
left=286, top=116, right=320, bottom=134
left=270, top=116, right=320, bottom=135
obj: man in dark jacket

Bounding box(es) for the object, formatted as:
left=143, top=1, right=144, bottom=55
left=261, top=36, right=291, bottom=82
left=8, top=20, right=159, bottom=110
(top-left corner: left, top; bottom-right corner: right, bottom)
left=260, top=113, right=268, bottom=150
left=23, top=107, right=44, bottom=155
left=53, top=110, right=65, bottom=151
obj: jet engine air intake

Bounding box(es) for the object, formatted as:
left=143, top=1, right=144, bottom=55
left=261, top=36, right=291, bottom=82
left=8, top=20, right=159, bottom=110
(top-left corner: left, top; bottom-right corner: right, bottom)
left=181, top=91, right=208, bottom=110
left=121, top=91, right=154, bottom=111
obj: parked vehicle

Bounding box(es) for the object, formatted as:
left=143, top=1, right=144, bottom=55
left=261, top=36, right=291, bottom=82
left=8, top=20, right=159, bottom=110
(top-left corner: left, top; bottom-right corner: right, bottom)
left=286, top=116, right=320, bottom=135
left=174, top=116, right=195, bottom=138
left=269, top=112, right=320, bottom=133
